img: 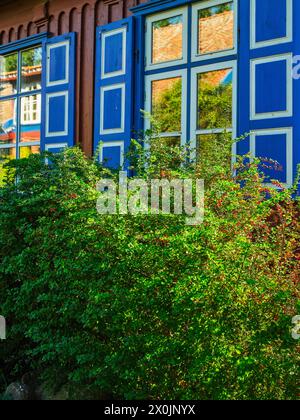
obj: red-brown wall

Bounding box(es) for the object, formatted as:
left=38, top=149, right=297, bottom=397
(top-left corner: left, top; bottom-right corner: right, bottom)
left=0, top=0, right=148, bottom=155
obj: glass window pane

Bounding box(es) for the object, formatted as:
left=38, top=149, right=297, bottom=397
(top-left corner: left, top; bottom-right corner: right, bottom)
left=21, top=47, right=42, bottom=92
left=0, top=53, right=18, bottom=97
left=152, top=15, right=183, bottom=64
left=0, top=99, right=17, bottom=146
left=198, top=2, right=234, bottom=55
left=196, top=132, right=232, bottom=166
left=197, top=68, right=232, bottom=130
left=20, top=94, right=41, bottom=143
left=152, top=77, right=182, bottom=133
left=161, top=136, right=181, bottom=147
left=0, top=147, right=16, bottom=186
left=19, top=145, right=40, bottom=159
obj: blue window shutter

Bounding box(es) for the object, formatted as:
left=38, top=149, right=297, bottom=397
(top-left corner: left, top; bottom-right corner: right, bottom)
left=41, top=33, right=76, bottom=152
left=94, top=17, right=134, bottom=169
left=255, top=0, right=287, bottom=44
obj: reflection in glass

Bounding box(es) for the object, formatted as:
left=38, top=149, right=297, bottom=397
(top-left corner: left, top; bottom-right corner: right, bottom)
left=196, top=132, right=232, bottom=167
left=0, top=147, right=16, bottom=186
left=197, top=69, right=232, bottom=130
left=152, top=15, right=183, bottom=64
left=198, top=2, right=234, bottom=55
left=0, top=99, right=17, bottom=145
left=19, top=145, right=40, bottom=159
left=152, top=77, right=182, bottom=133
left=20, top=94, right=41, bottom=143
left=161, top=136, right=181, bottom=148
left=0, top=53, right=18, bottom=97
left=21, top=47, right=42, bottom=92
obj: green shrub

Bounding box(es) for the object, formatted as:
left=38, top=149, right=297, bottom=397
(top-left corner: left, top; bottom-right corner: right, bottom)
left=0, top=143, right=299, bottom=400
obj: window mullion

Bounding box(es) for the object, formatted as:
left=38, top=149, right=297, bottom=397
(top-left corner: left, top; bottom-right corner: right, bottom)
left=15, top=50, right=22, bottom=158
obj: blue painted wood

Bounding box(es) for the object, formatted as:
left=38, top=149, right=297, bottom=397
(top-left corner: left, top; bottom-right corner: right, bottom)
left=49, top=45, right=67, bottom=83
left=255, top=60, right=287, bottom=114
left=238, top=0, right=299, bottom=187
left=47, top=146, right=66, bottom=154
left=255, top=133, right=287, bottom=183
left=104, top=32, right=124, bottom=74
left=256, top=0, right=287, bottom=43
left=97, top=0, right=299, bottom=187
left=94, top=17, right=134, bottom=169
left=103, top=146, right=123, bottom=168
left=103, top=87, right=123, bottom=131
left=41, top=33, right=76, bottom=151
left=0, top=33, right=49, bottom=55
left=48, top=95, right=66, bottom=133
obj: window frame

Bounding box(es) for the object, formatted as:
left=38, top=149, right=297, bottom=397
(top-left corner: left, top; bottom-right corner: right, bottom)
left=144, top=69, right=188, bottom=147
left=145, top=6, right=188, bottom=71
left=143, top=2, right=238, bottom=165
left=0, top=34, right=47, bottom=159
left=191, top=0, right=238, bottom=62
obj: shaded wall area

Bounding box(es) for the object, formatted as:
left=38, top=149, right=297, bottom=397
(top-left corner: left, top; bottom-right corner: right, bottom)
left=0, top=0, right=148, bottom=155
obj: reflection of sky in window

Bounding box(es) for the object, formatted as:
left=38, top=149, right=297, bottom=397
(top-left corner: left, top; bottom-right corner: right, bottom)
left=221, top=70, right=233, bottom=85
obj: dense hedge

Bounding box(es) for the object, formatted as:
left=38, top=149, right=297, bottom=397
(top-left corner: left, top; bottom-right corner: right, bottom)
left=0, top=146, right=299, bottom=400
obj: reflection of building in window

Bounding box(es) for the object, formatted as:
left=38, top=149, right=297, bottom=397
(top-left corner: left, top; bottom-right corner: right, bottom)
left=152, top=16, right=183, bottom=64
left=21, top=94, right=41, bottom=125
left=198, top=5, right=234, bottom=55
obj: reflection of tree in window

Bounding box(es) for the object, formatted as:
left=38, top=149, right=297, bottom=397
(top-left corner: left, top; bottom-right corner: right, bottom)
left=200, top=4, right=232, bottom=18
left=21, top=48, right=42, bottom=92
left=197, top=69, right=232, bottom=130
left=0, top=148, right=15, bottom=186
left=1, top=54, right=17, bottom=72
left=152, top=78, right=182, bottom=133
left=0, top=53, right=18, bottom=96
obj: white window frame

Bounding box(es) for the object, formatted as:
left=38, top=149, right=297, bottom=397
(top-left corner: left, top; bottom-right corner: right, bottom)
left=100, top=83, right=125, bottom=135
left=101, top=27, right=127, bottom=80
left=45, top=142, right=68, bottom=152
left=100, top=141, right=125, bottom=168
left=249, top=127, right=293, bottom=188
left=191, top=0, right=238, bottom=62
left=190, top=60, right=237, bottom=162
left=145, top=7, right=188, bottom=71
left=46, top=41, right=70, bottom=87
left=45, top=91, right=69, bottom=137
left=250, top=0, right=293, bottom=50
left=250, top=53, right=293, bottom=120
left=144, top=69, right=188, bottom=147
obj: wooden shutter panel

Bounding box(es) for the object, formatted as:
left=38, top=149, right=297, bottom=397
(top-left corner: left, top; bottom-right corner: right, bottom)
left=94, top=17, right=134, bottom=169
left=41, top=33, right=76, bottom=152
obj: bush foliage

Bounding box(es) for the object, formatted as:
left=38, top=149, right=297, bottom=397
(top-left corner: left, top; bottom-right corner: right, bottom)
left=0, top=140, right=299, bottom=400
